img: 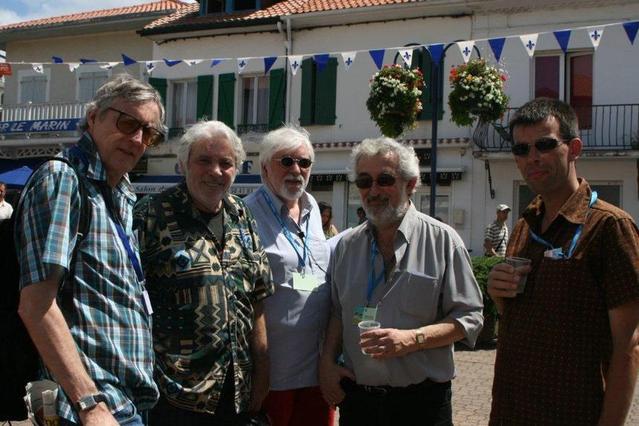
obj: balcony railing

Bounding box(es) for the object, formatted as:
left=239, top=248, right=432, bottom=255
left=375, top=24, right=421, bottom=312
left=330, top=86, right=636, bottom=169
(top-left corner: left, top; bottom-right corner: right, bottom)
left=0, top=101, right=87, bottom=122
left=474, top=104, right=639, bottom=152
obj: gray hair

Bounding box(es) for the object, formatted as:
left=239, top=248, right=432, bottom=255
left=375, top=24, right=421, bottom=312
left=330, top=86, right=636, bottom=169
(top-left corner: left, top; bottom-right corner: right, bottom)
left=258, top=125, right=315, bottom=180
left=177, top=120, right=246, bottom=177
left=80, top=74, right=166, bottom=132
left=349, top=137, right=421, bottom=191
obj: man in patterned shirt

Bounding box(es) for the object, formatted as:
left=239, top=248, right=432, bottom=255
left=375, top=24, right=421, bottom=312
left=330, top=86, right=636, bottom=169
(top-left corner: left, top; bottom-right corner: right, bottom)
left=488, top=98, right=639, bottom=425
left=16, top=75, right=165, bottom=425
left=483, top=204, right=510, bottom=257
left=134, top=121, right=274, bottom=425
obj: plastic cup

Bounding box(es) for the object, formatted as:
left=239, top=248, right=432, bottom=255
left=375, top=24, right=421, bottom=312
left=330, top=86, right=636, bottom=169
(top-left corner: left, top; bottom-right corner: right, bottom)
left=505, top=256, right=532, bottom=294
left=358, top=320, right=381, bottom=355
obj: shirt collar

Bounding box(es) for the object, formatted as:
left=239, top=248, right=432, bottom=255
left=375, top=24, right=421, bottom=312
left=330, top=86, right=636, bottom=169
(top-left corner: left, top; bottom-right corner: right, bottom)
left=364, top=201, right=416, bottom=245
left=522, top=178, right=593, bottom=227
left=260, top=184, right=313, bottom=220
left=172, top=182, right=241, bottom=220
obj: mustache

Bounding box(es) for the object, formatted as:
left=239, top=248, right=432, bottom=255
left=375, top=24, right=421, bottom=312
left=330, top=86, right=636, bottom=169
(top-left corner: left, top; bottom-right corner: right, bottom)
left=366, top=194, right=389, bottom=203
left=284, top=174, right=306, bottom=184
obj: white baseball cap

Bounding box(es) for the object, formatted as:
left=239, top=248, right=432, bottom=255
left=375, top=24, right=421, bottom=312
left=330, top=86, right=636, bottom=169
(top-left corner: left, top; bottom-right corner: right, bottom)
left=497, top=204, right=511, bottom=212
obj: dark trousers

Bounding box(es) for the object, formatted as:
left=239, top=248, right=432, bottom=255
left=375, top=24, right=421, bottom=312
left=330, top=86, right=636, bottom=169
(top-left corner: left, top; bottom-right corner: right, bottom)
left=338, top=378, right=453, bottom=426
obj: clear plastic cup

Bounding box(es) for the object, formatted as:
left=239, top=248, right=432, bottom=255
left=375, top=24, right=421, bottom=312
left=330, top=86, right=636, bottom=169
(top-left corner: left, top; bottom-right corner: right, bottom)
left=358, top=320, right=381, bottom=355
left=505, top=256, right=532, bottom=294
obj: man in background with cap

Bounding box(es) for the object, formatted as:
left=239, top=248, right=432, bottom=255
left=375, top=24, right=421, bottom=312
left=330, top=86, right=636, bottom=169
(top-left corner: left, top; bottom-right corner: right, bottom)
left=484, top=204, right=510, bottom=257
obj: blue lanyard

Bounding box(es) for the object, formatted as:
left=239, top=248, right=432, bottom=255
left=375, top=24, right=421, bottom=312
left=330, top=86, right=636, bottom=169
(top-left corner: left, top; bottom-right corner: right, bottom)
left=367, top=239, right=386, bottom=305
left=261, top=188, right=309, bottom=269
left=528, top=191, right=598, bottom=260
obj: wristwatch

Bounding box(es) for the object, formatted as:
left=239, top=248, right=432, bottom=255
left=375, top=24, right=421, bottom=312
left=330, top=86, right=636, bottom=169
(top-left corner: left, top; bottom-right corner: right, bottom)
left=75, top=393, right=108, bottom=412
left=415, top=331, right=426, bottom=345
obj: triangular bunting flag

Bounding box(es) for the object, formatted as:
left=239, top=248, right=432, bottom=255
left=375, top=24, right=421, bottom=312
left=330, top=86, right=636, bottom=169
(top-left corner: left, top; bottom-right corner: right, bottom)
left=80, top=58, right=96, bottom=64
left=623, top=21, right=639, bottom=45
left=456, top=41, right=475, bottom=63
left=210, top=59, right=223, bottom=68
left=488, top=38, right=506, bottom=62
left=122, top=54, right=137, bottom=66
left=263, top=57, right=277, bottom=74
left=587, top=28, right=604, bottom=49
left=67, top=63, right=80, bottom=72
left=185, top=59, right=203, bottom=66
left=32, top=63, right=44, bottom=74
left=288, top=55, right=303, bottom=76
left=100, top=62, right=118, bottom=70
left=368, top=49, right=385, bottom=70
left=341, top=52, right=356, bottom=71
left=237, top=58, right=249, bottom=73
left=519, top=34, right=538, bottom=57
left=314, top=54, right=330, bottom=72
left=554, top=30, right=571, bottom=53
left=398, top=49, right=413, bottom=66
left=428, top=44, right=444, bottom=65
left=52, top=56, right=64, bottom=64
left=145, top=62, right=156, bottom=73
left=163, top=58, right=182, bottom=67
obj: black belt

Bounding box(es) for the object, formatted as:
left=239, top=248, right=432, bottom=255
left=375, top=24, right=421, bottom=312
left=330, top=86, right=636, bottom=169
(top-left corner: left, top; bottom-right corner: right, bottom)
left=341, top=378, right=449, bottom=396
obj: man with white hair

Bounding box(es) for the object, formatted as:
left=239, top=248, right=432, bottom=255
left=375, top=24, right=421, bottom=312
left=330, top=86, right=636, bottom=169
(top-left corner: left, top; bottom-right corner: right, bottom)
left=134, top=121, right=273, bottom=425
left=245, top=126, right=333, bottom=426
left=319, top=137, right=483, bottom=426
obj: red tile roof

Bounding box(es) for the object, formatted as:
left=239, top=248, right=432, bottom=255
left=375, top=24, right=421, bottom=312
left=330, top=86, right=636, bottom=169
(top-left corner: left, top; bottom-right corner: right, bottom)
left=0, top=1, right=190, bottom=32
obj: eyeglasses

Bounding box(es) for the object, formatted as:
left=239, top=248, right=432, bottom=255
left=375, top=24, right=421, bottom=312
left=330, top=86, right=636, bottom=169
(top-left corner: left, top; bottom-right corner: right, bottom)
left=276, top=156, right=313, bottom=169
left=107, top=107, right=165, bottom=147
left=354, top=173, right=397, bottom=189
left=511, top=138, right=566, bottom=156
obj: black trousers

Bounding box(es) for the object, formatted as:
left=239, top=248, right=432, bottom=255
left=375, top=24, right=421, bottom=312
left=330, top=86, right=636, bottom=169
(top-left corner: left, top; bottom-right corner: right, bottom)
left=338, top=378, right=453, bottom=426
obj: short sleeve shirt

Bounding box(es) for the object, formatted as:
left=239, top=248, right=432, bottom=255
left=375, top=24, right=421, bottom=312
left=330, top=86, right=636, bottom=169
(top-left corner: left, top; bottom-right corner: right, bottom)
left=134, top=184, right=274, bottom=414
left=484, top=221, right=508, bottom=256
left=490, top=179, right=639, bottom=425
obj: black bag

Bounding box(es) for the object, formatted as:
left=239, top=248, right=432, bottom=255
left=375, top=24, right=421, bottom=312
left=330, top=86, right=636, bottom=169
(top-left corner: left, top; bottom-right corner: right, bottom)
left=0, top=157, right=91, bottom=421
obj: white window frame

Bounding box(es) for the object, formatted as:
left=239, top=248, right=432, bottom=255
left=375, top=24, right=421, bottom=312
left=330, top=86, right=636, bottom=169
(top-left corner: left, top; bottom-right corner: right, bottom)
left=169, top=79, right=198, bottom=129
left=18, top=67, right=51, bottom=104
left=75, top=66, right=111, bottom=102
left=238, top=74, right=269, bottom=126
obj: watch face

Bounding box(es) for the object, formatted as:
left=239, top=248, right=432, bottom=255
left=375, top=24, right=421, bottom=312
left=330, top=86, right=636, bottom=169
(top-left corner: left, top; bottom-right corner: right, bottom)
left=77, top=393, right=107, bottom=411
left=416, top=333, right=425, bottom=344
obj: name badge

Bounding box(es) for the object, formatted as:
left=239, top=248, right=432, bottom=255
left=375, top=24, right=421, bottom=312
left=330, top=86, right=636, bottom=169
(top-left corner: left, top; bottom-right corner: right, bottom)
left=292, top=272, right=319, bottom=292
left=544, top=248, right=564, bottom=260
left=352, top=306, right=377, bottom=325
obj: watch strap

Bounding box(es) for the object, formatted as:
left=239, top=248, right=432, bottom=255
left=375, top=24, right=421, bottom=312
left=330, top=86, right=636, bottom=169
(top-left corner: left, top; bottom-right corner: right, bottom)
left=75, top=393, right=108, bottom=412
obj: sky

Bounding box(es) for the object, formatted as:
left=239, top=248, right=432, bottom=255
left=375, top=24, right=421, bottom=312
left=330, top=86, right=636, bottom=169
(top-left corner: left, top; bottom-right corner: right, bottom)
left=0, top=0, right=196, bottom=26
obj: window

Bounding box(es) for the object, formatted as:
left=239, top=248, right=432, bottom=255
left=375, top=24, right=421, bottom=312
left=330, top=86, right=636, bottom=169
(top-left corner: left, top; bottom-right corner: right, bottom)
left=207, top=0, right=224, bottom=13
left=300, top=57, right=337, bottom=126
left=20, top=75, right=47, bottom=103
left=234, top=0, right=256, bottom=10
left=171, top=80, right=197, bottom=128
left=534, top=52, right=593, bottom=129
left=78, top=71, right=108, bottom=102
left=239, top=75, right=269, bottom=132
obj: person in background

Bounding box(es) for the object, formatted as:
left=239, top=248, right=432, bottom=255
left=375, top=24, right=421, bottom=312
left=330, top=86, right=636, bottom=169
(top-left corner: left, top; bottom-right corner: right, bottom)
left=245, top=125, right=334, bottom=426
left=134, top=121, right=273, bottom=425
left=483, top=204, right=510, bottom=257
left=0, top=182, right=13, bottom=220
left=488, top=98, right=639, bottom=425
left=319, top=202, right=339, bottom=239
left=356, top=207, right=367, bottom=224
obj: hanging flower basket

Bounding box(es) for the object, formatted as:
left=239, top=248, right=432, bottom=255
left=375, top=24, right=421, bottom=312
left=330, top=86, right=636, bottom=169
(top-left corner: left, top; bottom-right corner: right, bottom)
left=448, top=59, right=509, bottom=127
left=366, top=65, right=424, bottom=138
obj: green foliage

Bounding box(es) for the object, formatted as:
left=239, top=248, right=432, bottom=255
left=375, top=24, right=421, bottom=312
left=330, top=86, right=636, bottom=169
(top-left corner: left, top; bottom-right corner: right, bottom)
left=472, top=256, right=503, bottom=319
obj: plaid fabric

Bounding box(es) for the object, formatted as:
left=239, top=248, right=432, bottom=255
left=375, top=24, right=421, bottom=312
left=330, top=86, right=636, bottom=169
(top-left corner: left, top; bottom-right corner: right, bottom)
left=134, top=184, right=274, bottom=414
left=16, top=134, right=158, bottom=423
left=490, top=179, right=639, bottom=425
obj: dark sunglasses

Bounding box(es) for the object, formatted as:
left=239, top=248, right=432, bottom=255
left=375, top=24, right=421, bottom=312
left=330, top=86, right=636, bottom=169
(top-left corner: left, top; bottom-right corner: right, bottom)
left=107, top=107, right=165, bottom=147
left=277, top=156, right=313, bottom=169
left=354, top=173, right=397, bottom=189
left=511, top=138, right=566, bottom=156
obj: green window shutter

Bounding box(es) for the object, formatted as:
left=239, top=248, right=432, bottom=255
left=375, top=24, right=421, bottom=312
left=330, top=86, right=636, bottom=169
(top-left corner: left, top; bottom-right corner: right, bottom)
left=314, top=57, right=337, bottom=125
left=268, top=68, right=286, bottom=130
left=299, top=58, right=314, bottom=126
left=412, top=48, right=444, bottom=121
left=148, top=77, right=167, bottom=109
left=196, top=75, right=214, bottom=120
left=217, top=73, right=236, bottom=128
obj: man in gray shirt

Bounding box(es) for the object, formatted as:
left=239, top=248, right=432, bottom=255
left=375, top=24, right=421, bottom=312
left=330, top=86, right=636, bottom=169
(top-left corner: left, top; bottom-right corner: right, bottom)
left=319, top=137, right=483, bottom=426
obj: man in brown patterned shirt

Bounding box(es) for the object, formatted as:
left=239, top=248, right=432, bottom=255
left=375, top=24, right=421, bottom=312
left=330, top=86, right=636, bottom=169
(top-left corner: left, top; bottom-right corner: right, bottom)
left=487, top=98, right=639, bottom=425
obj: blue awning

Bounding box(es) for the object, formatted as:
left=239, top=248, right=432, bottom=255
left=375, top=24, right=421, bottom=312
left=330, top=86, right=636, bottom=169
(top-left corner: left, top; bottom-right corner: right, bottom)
left=0, top=165, right=33, bottom=186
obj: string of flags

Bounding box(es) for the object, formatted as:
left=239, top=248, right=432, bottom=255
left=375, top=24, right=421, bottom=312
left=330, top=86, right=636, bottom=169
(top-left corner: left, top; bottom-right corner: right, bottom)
left=13, top=20, right=639, bottom=77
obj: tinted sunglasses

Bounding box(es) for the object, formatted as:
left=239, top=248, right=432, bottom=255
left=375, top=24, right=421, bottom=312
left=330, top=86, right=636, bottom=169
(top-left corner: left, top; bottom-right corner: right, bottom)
left=511, top=138, right=566, bottom=156
left=354, top=173, right=397, bottom=189
left=107, top=107, right=165, bottom=147
left=277, top=156, right=313, bottom=169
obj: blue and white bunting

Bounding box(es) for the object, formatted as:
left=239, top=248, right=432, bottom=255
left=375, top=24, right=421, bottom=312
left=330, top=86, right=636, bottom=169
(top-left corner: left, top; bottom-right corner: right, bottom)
left=264, top=56, right=277, bottom=74
left=210, top=59, right=223, bottom=68
left=52, top=56, right=64, bottom=64
left=32, top=63, right=44, bottom=73
left=519, top=34, right=538, bottom=57
left=368, top=49, right=385, bottom=70
left=554, top=30, right=572, bottom=53
left=398, top=48, right=413, bottom=66
left=623, top=21, right=639, bottom=45
left=185, top=59, right=203, bottom=66
left=100, top=62, right=118, bottom=70
left=341, top=51, right=356, bottom=71
left=588, top=28, right=604, bottom=49
left=428, top=44, right=444, bottom=65
left=67, top=62, right=80, bottom=72
left=237, top=57, right=249, bottom=73
left=80, top=58, right=97, bottom=64
left=488, top=38, right=506, bottom=62
left=163, top=58, right=182, bottom=67
left=122, top=54, right=137, bottom=66
left=456, top=41, right=475, bottom=63
left=288, top=55, right=303, bottom=76
left=145, top=61, right=156, bottom=73
left=314, top=54, right=330, bottom=72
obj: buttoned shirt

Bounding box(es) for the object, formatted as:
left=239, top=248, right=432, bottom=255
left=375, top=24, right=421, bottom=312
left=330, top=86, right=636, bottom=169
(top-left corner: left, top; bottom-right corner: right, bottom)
left=244, top=186, right=331, bottom=390
left=330, top=203, right=483, bottom=386
left=0, top=200, right=13, bottom=220
left=490, top=179, right=639, bottom=425
left=17, top=133, right=158, bottom=423
left=484, top=220, right=508, bottom=256
left=134, top=184, right=274, bottom=414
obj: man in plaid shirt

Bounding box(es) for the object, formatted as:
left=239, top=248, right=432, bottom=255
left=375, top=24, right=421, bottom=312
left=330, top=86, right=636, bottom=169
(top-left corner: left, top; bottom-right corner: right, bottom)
left=16, top=75, right=165, bottom=425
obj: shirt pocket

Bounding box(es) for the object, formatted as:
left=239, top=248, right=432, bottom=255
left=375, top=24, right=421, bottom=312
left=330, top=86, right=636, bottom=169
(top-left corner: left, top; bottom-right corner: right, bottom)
left=399, top=271, right=439, bottom=323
